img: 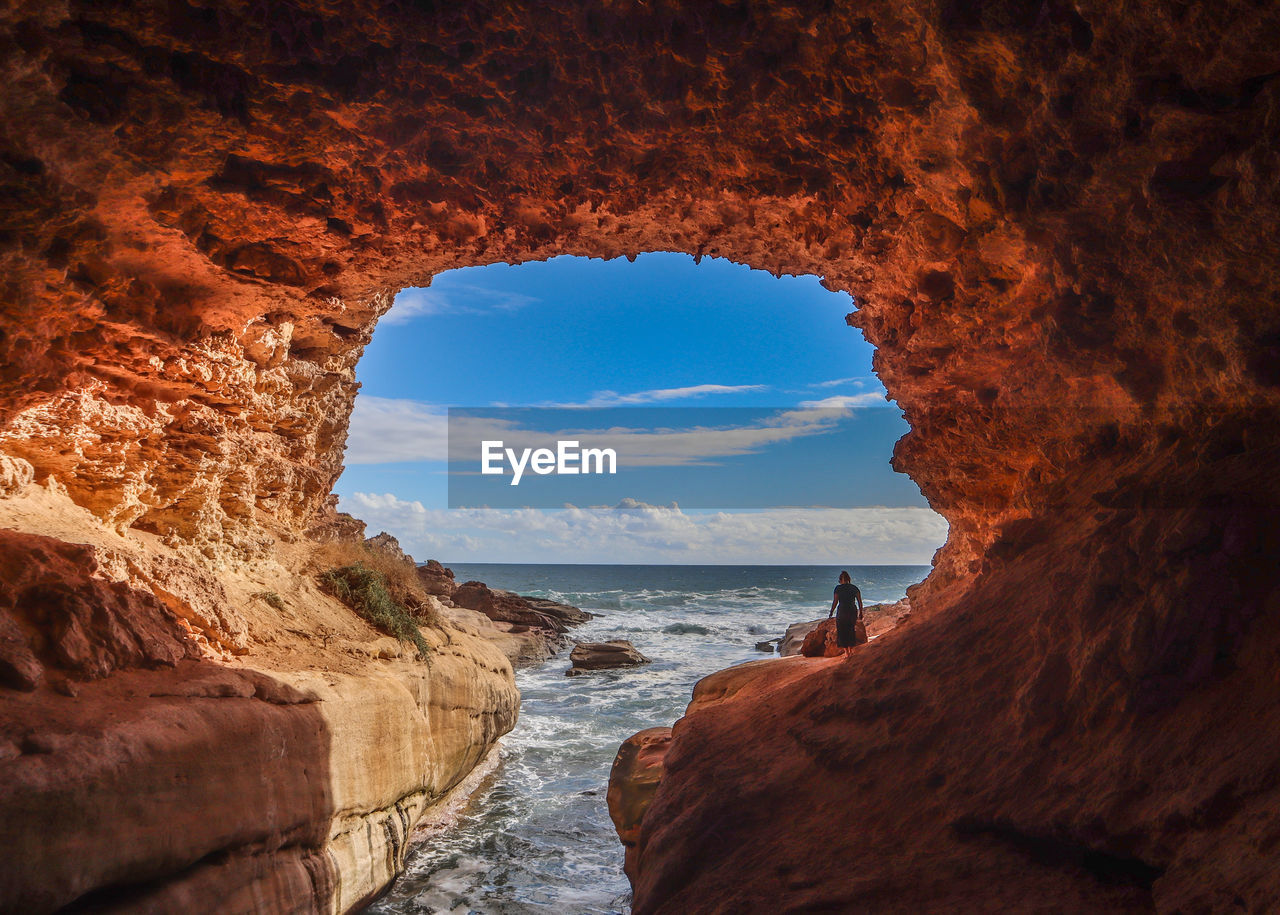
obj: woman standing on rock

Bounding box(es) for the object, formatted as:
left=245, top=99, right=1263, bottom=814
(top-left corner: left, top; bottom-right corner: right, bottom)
left=828, top=571, right=864, bottom=657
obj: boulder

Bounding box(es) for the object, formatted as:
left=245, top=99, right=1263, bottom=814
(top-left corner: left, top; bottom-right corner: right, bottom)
left=607, top=727, right=673, bottom=881
left=452, top=581, right=588, bottom=633
left=566, top=640, right=650, bottom=676
left=0, top=531, right=201, bottom=681
left=441, top=582, right=587, bottom=665
left=365, top=531, right=412, bottom=563
left=523, top=595, right=594, bottom=627
left=755, top=638, right=780, bottom=653
left=438, top=605, right=496, bottom=631
left=416, top=559, right=457, bottom=597
left=779, top=619, right=824, bottom=657
left=782, top=602, right=908, bottom=657
left=799, top=617, right=868, bottom=657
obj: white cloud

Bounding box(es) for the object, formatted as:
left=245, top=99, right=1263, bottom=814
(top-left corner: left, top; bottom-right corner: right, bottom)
left=346, top=391, right=898, bottom=468
left=381, top=284, right=539, bottom=325
left=567, top=383, right=768, bottom=407
left=446, top=402, right=870, bottom=467
left=809, top=376, right=871, bottom=388
left=344, top=396, right=448, bottom=464
left=797, top=392, right=887, bottom=410
left=339, top=491, right=948, bottom=565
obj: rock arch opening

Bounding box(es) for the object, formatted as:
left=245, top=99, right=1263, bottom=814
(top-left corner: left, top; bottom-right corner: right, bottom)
left=336, top=252, right=945, bottom=567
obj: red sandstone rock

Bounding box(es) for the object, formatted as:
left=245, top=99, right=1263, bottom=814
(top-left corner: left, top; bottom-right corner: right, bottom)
left=0, top=530, right=199, bottom=684
left=798, top=617, right=868, bottom=656
left=785, top=602, right=907, bottom=657
left=451, top=580, right=587, bottom=633
left=608, top=727, right=674, bottom=882
left=779, top=619, right=823, bottom=657
left=416, top=559, right=457, bottom=598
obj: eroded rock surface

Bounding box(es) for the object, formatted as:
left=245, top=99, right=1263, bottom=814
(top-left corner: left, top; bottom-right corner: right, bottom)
left=799, top=617, right=866, bottom=656
left=779, top=619, right=822, bottom=658
left=0, top=0, right=1278, bottom=912
left=0, top=488, right=519, bottom=914
left=566, top=639, right=651, bottom=676
left=608, top=727, right=674, bottom=882
left=449, top=579, right=592, bottom=665
left=416, top=559, right=457, bottom=598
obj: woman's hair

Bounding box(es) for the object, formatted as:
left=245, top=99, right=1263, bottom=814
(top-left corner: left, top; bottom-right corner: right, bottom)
left=838, top=570, right=851, bottom=583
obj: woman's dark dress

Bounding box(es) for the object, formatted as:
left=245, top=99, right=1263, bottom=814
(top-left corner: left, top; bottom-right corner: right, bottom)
left=833, top=582, right=862, bottom=647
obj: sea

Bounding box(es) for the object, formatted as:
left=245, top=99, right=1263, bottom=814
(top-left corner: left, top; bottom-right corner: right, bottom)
left=365, top=564, right=928, bottom=915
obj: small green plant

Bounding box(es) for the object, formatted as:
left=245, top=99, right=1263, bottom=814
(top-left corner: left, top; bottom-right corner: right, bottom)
left=318, top=563, right=428, bottom=656
left=253, top=591, right=285, bottom=611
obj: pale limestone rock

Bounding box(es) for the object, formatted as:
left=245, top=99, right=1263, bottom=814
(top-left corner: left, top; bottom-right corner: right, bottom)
left=0, top=455, right=33, bottom=498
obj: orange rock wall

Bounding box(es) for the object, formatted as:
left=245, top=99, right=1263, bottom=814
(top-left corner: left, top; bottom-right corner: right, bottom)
left=2, top=0, right=1279, bottom=911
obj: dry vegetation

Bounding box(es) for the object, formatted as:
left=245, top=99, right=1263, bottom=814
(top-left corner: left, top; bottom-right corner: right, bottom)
left=318, top=564, right=429, bottom=655
left=307, top=539, right=447, bottom=631
left=251, top=590, right=285, bottom=611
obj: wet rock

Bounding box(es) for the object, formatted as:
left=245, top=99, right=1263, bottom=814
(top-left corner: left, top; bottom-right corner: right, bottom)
left=449, top=580, right=591, bottom=666
left=755, top=638, right=780, bottom=653
left=523, top=596, right=593, bottom=627
left=663, top=622, right=712, bottom=636
left=437, top=586, right=583, bottom=665
left=565, top=641, right=651, bottom=676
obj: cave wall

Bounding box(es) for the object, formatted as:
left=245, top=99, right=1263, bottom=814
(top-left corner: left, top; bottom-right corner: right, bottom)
left=2, top=0, right=1279, bottom=911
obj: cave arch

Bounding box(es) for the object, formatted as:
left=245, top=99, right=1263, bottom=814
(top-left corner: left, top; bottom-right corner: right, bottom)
left=1, top=0, right=1279, bottom=911
left=337, top=252, right=944, bottom=566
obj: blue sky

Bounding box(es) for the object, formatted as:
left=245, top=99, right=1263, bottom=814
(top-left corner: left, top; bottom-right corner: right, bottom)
left=335, top=253, right=948, bottom=563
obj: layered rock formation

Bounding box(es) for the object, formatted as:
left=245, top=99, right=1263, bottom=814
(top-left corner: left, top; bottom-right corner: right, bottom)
left=0, top=487, right=518, bottom=913
left=565, top=639, right=651, bottom=676
left=428, top=577, right=588, bottom=665
left=0, top=0, right=1278, bottom=912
